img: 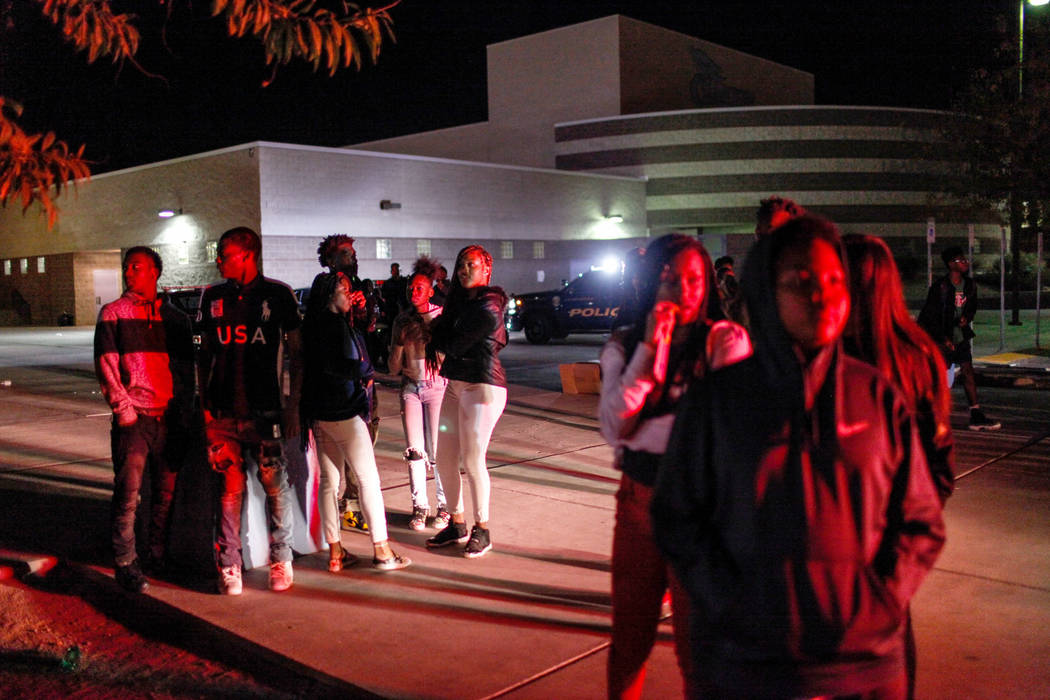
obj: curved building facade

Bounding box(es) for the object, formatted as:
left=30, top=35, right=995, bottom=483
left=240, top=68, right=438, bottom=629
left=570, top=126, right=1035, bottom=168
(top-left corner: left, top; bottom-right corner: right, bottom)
left=554, top=106, right=996, bottom=257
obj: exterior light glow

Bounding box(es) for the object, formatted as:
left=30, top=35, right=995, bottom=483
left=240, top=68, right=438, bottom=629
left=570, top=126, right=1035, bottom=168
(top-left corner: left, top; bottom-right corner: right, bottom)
left=605, top=214, right=624, bottom=223
left=158, top=209, right=178, bottom=218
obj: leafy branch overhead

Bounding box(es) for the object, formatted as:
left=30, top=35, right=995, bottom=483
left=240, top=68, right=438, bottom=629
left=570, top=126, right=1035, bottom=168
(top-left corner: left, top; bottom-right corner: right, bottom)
left=0, top=99, right=90, bottom=229
left=1, top=0, right=399, bottom=227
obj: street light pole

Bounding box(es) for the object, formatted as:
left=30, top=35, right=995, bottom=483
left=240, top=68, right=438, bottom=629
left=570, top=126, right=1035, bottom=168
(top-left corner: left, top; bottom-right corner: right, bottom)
left=1012, top=0, right=1049, bottom=325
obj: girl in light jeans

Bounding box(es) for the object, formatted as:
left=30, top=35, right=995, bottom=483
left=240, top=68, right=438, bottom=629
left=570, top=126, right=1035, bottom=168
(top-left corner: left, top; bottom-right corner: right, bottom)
left=389, top=258, right=449, bottom=531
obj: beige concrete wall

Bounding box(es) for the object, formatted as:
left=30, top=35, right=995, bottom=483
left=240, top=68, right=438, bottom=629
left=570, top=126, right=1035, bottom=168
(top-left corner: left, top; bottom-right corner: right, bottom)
left=0, top=146, right=261, bottom=325
left=0, top=146, right=260, bottom=285
left=619, top=17, right=813, bottom=113
left=255, top=143, right=647, bottom=291
left=484, top=16, right=623, bottom=168
left=347, top=122, right=497, bottom=163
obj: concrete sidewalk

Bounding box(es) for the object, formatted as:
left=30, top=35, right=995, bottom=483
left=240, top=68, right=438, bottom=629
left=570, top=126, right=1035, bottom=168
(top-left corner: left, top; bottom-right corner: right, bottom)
left=2, top=376, right=1050, bottom=698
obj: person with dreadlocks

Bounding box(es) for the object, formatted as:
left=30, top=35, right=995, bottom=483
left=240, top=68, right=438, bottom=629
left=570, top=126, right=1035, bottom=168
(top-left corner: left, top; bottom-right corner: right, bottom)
left=598, top=233, right=752, bottom=699
left=424, top=245, right=508, bottom=559
left=315, top=234, right=375, bottom=533
left=388, top=256, right=450, bottom=531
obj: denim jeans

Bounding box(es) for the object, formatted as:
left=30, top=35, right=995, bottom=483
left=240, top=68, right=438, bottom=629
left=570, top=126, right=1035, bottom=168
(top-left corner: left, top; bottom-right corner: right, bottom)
left=435, top=380, right=506, bottom=524
left=400, top=376, right=447, bottom=511
left=110, top=414, right=177, bottom=567
left=206, top=414, right=293, bottom=568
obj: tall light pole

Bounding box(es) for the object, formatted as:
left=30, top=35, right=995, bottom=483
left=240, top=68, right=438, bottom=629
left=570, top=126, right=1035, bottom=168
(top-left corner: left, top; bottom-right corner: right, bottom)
left=1011, top=0, right=1049, bottom=325
left=1020, top=0, right=1050, bottom=98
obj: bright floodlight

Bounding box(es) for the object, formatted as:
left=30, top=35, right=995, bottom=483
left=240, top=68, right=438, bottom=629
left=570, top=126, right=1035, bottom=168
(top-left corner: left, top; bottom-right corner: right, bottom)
left=158, top=209, right=177, bottom=218
left=1030, top=0, right=1049, bottom=7
left=605, top=214, right=624, bottom=223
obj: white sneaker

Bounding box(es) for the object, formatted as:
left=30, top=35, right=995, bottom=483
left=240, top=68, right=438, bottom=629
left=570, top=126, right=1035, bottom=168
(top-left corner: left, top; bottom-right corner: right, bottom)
left=269, top=560, right=293, bottom=592
left=219, top=565, right=242, bottom=596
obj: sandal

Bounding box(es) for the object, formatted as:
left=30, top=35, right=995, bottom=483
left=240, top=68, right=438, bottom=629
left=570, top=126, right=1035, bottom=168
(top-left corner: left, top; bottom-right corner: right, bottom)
left=372, top=552, right=411, bottom=571
left=328, top=551, right=357, bottom=573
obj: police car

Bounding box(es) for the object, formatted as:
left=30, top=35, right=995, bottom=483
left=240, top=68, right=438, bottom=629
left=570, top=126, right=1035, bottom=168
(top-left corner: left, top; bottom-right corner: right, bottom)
left=506, top=268, right=625, bottom=344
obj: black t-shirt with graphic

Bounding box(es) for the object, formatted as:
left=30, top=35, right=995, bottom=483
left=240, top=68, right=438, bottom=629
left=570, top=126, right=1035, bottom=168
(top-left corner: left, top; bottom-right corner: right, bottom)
left=199, top=276, right=301, bottom=416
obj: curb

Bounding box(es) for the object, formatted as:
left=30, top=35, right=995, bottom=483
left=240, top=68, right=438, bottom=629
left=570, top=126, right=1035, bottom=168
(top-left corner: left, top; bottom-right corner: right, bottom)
left=973, top=366, right=1050, bottom=390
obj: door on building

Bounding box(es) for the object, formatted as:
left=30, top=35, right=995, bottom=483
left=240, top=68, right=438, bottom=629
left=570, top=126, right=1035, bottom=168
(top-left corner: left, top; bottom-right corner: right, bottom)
left=93, top=269, right=121, bottom=319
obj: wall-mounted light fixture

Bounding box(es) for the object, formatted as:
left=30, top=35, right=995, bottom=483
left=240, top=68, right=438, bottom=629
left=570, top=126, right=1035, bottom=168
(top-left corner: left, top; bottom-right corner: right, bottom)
left=604, top=214, right=624, bottom=223
left=379, top=199, right=402, bottom=210
left=158, top=208, right=182, bottom=218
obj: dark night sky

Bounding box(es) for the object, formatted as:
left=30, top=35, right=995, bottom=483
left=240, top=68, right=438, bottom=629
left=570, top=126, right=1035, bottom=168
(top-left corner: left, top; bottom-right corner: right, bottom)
left=0, top=1, right=1031, bottom=174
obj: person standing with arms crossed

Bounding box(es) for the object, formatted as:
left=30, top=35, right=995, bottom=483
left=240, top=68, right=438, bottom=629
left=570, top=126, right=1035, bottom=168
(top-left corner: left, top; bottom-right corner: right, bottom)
left=198, top=227, right=303, bottom=595
left=95, top=246, right=194, bottom=593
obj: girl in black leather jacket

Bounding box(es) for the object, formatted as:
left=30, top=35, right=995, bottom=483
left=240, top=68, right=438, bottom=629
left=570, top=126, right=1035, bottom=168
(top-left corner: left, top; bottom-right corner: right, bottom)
left=425, top=245, right=508, bottom=558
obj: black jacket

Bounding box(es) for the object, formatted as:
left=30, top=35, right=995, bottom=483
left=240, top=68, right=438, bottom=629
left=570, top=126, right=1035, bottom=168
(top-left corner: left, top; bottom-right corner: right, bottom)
left=917, top=273, right=977, bottom=348
left=430, top=286, right=508, bottom=386
left=301, top=309, right=374, bottom=423
left=652, top=232, right=945, bottom=698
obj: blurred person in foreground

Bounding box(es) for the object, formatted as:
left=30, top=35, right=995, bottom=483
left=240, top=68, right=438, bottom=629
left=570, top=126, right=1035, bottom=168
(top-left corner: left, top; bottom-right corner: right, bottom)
left=599, top=234, right=751, bottom=699
left=843, top=233, right=955, bottom=698
left=653, top=216, right=945, bottom=699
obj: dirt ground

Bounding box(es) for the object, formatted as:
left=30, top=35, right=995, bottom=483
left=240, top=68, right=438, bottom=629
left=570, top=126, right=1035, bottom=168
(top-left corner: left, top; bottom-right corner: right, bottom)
left=0, top=566, right=294, bottom=699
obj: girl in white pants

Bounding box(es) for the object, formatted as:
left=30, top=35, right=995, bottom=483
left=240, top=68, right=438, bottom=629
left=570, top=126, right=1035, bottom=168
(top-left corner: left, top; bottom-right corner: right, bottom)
left=301, top=272, right=410, bottom=572
left=425, top=245, right=509, bottom=558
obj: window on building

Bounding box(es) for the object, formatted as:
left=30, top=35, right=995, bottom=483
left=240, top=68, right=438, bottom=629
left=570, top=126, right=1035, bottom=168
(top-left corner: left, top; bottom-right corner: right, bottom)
left=20, top=258, right=28, bottom=274
left=416, top=239, right=431, bottom=257
left=177, top=242, right=190, bottom=265
left=500, top=241, right=514, bottom=259
left=37, top=257, right=45, bottom=273
left=206, top=241, right=218, bottom=263
left=533, top=241, right=545, bottom=259
left=376, top=239, right=392, bottom=259
left=3, top=260, right=10, bottom=276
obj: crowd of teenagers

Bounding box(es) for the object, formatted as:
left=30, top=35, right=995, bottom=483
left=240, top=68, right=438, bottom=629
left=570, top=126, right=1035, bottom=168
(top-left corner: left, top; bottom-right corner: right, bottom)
left=95, top=195, right=993, bottom=698
left=94, top=229, right=508, bottom=598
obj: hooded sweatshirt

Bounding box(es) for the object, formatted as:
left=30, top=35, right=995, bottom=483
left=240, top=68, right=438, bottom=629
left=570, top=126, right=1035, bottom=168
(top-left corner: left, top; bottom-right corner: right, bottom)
left=651, top=232, right=946, bottom=698
left=94, top=290, right=194, bottom=423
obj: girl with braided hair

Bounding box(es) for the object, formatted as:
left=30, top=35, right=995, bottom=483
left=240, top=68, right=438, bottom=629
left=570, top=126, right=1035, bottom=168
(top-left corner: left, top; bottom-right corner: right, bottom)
left=388, top=256, right=450, bottom=531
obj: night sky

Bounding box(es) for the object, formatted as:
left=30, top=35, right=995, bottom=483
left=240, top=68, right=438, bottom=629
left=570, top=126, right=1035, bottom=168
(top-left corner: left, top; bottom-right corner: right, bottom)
left=0, top=0, right=1029, bottom=174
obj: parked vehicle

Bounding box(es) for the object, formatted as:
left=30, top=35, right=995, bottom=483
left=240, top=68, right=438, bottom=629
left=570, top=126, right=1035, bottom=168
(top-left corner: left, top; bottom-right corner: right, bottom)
left=505, top=269, right=624, bottom=344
